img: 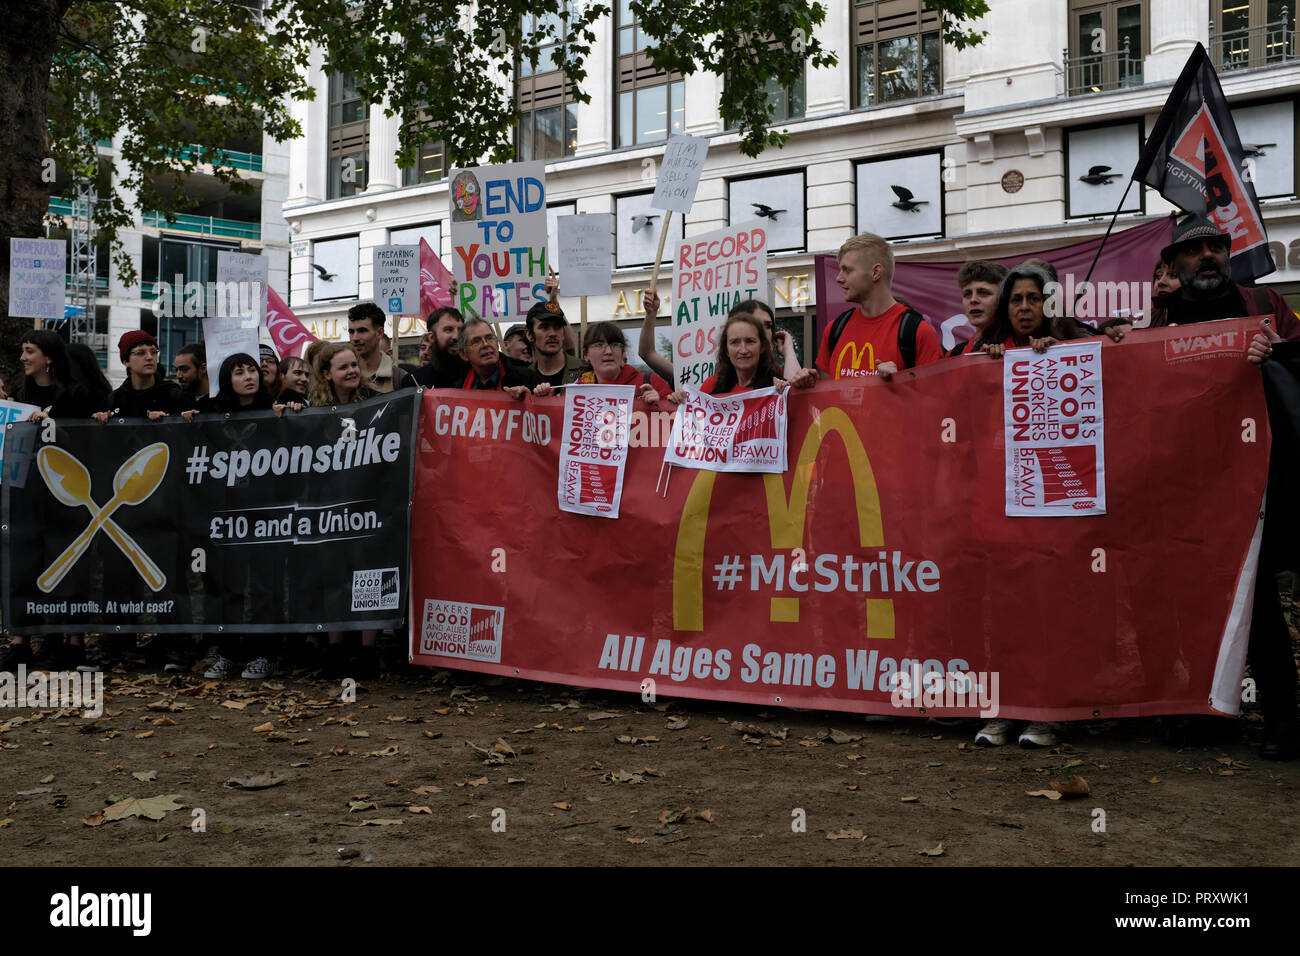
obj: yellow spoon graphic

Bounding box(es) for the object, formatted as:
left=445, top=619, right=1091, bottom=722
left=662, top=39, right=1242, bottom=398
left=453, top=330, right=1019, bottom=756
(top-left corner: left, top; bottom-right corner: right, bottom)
left=38, top=442, right=170, bottom=593
left=37, top=446, right=167, bottom=592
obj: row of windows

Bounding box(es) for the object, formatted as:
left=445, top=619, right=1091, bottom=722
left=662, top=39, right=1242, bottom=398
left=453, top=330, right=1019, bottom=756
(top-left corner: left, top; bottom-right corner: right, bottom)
left=324, top=1, right=1299, bottom=197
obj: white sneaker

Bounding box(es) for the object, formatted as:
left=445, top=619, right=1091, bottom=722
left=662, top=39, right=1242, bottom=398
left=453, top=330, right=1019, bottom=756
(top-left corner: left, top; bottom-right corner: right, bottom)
left=974, top=718, right=1017, bottom=747
left=204, top=655, right=236, bottom=679
left=1018, top=722, right=1061, bottom=748
left=240, top=656, right=276, bottom=680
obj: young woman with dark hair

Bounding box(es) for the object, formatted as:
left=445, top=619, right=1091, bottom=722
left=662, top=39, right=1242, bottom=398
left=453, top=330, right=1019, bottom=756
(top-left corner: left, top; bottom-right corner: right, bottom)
left=15, top=329, right=96, bottom=422
left=197, top=354, right=303, bottom=679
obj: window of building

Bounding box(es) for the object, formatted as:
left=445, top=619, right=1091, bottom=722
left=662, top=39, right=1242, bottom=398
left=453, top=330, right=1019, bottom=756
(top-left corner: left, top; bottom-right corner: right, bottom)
left=615, top=0, right=684, bottom=146
left=728, top=170, right=806, bottom=253
left=852, top=1, right=942, bottom=108
left=328, top=71, right=369, bottom=198
left=517, top=10, right=580, bottom=160
left=313, top=235, right=360, bottom=301
left=402, top=138, right=446, bottom=186
left=1065, top=121, right=1144, bottom=218
left=615, top=192, right=684, bottom=268
left=854, top=151, right=944, bottom=240
left=1067, top=1, right=1147, bottom=94
left=1212, top=1, right=1297, bottom=72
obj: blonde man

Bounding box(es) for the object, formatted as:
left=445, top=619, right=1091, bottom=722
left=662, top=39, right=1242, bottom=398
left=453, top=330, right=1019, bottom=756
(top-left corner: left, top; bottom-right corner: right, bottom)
left=816, top=232, right=941, bottom=381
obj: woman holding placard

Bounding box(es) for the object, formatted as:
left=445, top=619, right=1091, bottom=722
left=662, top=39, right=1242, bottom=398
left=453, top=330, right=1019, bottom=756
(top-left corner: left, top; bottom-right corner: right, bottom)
left=534, top=322, right=670, bottom=403
left=666, top=310, right=816, bottom=402
left=638, top=291, right=802, bottom=388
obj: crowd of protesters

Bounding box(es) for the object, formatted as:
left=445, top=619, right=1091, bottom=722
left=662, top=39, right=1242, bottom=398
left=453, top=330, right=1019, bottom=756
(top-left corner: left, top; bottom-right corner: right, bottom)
left=2, top=212, right=1296, bottom=760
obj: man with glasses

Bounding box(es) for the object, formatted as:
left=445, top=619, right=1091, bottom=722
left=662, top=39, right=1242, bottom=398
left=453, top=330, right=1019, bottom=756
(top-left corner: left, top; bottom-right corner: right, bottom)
left=94, top=330, right=189, bottom=421
left=458, top=317, right=543, bottom=396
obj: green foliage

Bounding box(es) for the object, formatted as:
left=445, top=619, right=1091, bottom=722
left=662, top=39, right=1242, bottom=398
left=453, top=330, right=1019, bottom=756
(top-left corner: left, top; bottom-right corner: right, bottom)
left=41, top=0, right=991, bottom=281
left=50, top=0, right=314, bottom=284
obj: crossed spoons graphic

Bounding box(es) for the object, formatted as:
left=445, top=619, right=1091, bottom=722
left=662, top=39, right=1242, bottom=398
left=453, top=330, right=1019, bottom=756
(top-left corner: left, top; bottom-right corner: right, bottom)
left=37, top=443, right=169, bottom=593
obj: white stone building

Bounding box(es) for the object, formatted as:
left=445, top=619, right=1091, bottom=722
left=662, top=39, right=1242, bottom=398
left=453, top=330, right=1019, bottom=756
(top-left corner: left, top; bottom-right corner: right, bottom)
left=278, top=0, right=1300, bottom=365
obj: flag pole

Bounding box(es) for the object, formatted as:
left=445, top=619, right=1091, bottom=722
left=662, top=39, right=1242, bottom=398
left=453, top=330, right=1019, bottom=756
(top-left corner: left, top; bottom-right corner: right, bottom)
left=1074, top=178, right=1139, bottom=313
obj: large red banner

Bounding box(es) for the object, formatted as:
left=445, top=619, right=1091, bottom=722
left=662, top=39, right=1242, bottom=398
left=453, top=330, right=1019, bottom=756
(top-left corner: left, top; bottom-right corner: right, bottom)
left=410, top=319, right=1267, bottom=721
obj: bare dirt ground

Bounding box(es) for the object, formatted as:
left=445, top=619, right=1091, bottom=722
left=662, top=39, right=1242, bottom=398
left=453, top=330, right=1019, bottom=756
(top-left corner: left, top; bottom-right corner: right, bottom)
left=1, top=645, right=1298, bottom=868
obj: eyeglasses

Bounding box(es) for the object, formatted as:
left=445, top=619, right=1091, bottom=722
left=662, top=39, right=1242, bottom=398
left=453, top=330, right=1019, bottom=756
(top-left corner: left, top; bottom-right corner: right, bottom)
left=130, top=347, right=160, bottom=358
left=466, top=333, right=498, bottom=348
left=588, top=341, right=624, bottom=353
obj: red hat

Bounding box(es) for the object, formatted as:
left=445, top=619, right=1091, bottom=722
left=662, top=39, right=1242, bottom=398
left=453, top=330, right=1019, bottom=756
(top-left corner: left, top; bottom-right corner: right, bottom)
left=118, top=330, right=157, bottom=363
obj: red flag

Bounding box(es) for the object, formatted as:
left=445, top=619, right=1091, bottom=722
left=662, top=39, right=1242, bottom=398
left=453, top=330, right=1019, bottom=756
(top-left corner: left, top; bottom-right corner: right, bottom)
left=1133, top=43, right=1274, bottom=281
left=420, top=238, right=454, bottom=317
left=265, top=286, right=317, bottom=358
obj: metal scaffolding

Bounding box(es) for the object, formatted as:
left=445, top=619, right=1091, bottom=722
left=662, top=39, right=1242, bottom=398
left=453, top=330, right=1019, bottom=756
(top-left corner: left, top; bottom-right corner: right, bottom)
left=66, top=174, right=98, bottom=346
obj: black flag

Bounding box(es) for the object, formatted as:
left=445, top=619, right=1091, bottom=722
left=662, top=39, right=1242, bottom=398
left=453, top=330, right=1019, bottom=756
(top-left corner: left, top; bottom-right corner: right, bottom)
left=1134, top=43, right=1274, bottom=281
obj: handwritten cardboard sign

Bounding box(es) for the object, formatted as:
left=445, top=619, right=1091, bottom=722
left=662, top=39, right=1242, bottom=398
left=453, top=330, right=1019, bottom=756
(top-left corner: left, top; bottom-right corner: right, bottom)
left=9, top=238, right=66, bottom=320
left=449, top=160, right=548, bottom=323
left=215, top=251, right=268, bottom=326
left=556, top=214, right=613, bottom=297
left=672, top=220, right=768, bottom=389
left=652, top=135, right=709, bottom=213
left=372, top=245, right=421, bottom=315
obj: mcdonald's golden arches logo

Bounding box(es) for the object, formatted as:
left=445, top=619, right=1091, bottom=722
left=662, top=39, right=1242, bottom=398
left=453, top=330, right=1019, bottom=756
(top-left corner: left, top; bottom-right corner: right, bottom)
left=672, top=407, right=894, bottom=639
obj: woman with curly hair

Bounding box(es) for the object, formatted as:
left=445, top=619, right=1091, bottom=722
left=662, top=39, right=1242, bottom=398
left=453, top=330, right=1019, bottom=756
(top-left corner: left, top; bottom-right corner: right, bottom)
left=308, top=342, right=379, bottom=406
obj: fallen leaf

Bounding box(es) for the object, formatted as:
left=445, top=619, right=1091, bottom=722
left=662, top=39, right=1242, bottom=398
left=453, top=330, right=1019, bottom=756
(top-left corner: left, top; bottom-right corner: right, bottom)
left=347, top=800, right=375, bottom=813
left=252, top=722, right=274, bottom=734
left=827, top=729, right=861, bottom=745
left=553, top=802, right=571, bottom=811
left=1063, top=758, right=1085, bottom=769
left=365, top=745, right=401, bottom=757
left=465, top=777, right=488, bottom=788
left=290, top=762, right=309, bottom=768
left=411, top=785, right=443, bottom=795
left=350, top=730, right=370, bottom=738
left=225, top=773, right=285, bottom=790
left=492, top=738, right=516, bottom=757
left=103, top=794, right=184, bottom=822
left=152, top=717, right=175, bottom=728
left=919, top=842, right=945, bottom=857
left=1026, top=789, right=1063, bottom=801
left=1050, top=775, right=1090, bottom=798
left=847, top=785, right=859, bottom=791
left=1147, top=777, right=1160, bottom=784
left=827, top=828, right=863, bottom=840
left=587, top=711, right=620, bottom=721
left=221, top=701, right=248, bottom=711
left=1219, top=769, right=1235, bottom=776
left=666, top=716, right=690, bottom=730
left=39, top=774, right=55, bottom=784
left=407, top=805, right=432, bottom=814
left=0, top=818, right=13, bottom=828
left=627, top=837, right=646, bottom=844
left=507, top=777, right=526, bottom=785
left=900, top=796, right=918, bottom=803
left=695, top=809, right=713, bottom=822
left=432, top=707, right=451, bottom=715
left=131, top=771, right=157, bottom=783
left=16, top=788, right=51, bottom=796
left=82, top=811, right=105, bottom=827
left=134, top=731, right=154, bottom=740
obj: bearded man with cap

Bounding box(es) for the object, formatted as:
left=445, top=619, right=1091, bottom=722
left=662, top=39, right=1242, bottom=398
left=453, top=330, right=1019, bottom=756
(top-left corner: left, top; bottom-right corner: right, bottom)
left=92, top=330, right=190, bottom=422
left=1150, top=214, right=1300, bottom=334
left=1149, top=214, right=1300, bottom=760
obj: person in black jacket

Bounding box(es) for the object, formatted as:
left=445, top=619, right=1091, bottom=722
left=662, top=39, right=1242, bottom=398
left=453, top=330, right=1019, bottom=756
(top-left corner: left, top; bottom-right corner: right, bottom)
left=15, top=329, right=96, bottom=422
left=93, top=331, right=189, bottom=422
left=1243, top=321, right=1300, bottom=760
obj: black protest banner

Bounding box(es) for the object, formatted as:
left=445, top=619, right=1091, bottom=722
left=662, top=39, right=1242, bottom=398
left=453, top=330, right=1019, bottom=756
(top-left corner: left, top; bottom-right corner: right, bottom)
left=1, top=391, right=418, bottom=634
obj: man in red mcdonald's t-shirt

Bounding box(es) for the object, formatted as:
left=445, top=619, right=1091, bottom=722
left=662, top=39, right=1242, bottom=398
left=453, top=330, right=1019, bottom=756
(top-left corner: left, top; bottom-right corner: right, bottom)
left=815, top=232, right=942, bottom=381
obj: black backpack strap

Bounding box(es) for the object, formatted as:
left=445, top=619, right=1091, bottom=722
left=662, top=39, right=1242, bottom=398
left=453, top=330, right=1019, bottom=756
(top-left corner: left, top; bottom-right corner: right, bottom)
left=896, top=309, right=924, bottom=369
left=948, top=339, right=968, bottom=358
left=826, top=308, right=856, bottom=358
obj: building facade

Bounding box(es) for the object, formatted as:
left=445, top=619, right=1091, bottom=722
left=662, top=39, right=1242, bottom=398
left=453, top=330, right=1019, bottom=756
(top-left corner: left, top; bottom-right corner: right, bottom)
left=281, top=0, right=1300, bottom=365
